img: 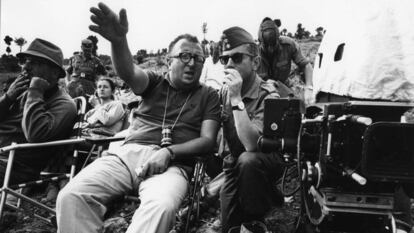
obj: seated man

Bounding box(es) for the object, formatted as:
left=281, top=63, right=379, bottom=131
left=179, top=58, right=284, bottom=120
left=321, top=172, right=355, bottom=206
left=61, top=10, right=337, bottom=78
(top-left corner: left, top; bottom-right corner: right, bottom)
left=0, top=38, right=77, bottom=184
left=218, top=26, right=285, bottom=232
left=56, top=3, right=220, bottom=233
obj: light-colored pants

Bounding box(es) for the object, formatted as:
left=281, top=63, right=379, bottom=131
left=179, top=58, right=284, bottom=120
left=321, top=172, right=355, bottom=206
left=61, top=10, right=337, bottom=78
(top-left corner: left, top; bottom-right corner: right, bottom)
left=56, top=144, right=189, bottom=233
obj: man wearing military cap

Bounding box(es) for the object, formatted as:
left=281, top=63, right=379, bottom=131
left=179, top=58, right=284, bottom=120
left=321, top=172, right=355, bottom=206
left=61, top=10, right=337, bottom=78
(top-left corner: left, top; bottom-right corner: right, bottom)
left=66, top=38, right=106, bottom=97
left=257, top=17, right=314, bottom=105
left=0, top=38, right=76, bottom=184
left=218, top=26, right=287, bottom=232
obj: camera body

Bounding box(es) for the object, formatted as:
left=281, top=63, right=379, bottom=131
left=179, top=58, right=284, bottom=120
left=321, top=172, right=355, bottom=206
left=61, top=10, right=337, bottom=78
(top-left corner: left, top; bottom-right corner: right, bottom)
left=259, top=99, right=414, bottom=232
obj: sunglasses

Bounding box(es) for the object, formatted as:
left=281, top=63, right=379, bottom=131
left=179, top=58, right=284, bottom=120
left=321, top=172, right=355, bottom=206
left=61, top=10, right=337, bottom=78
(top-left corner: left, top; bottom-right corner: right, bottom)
left=171, top=52, right=205, bottom=65
left=219, top=53, right=250, bottom=65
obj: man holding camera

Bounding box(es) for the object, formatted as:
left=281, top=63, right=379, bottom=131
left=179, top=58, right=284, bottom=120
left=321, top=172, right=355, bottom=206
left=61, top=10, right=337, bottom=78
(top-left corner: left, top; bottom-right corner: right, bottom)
left=56, top=3, right=220, bottom=233
left=0, top=38, right=76, bottom=184
left=218, top=26, right=286, bottom=232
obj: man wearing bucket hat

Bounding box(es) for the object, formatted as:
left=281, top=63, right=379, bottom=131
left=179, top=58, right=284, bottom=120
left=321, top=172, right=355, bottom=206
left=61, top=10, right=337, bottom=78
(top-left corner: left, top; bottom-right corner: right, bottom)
left=218, top=26, right=287, bottom=233
left=66, top=38, right=106, bottom=98
left=257, top=17, right=314, bottom=105
left=0, top=38, right=76, bottom=184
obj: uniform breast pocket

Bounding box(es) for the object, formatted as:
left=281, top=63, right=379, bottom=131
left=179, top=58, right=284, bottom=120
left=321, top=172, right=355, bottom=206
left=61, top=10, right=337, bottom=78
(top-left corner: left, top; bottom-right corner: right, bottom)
left=276, top=61, right=290, bottom=72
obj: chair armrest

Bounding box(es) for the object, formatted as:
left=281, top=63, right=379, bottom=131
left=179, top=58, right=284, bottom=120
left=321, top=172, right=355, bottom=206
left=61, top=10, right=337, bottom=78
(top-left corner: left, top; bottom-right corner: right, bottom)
left=0, top=138, right=86, bottom=153
left=84, top=136, right=126, bottom=145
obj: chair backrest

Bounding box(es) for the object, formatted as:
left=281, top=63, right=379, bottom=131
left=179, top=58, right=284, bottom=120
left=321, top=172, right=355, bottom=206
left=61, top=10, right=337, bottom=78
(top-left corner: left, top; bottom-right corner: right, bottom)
left=72, top=96, right=88, bottom=138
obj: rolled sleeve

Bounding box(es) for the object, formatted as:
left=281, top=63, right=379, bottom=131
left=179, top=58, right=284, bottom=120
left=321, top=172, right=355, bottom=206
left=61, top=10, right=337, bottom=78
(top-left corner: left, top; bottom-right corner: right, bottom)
left=202, top=88, right=221, bottom=123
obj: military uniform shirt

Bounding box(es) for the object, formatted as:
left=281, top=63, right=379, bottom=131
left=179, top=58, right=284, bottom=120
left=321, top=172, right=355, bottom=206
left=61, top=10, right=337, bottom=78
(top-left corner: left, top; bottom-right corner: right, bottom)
left=258, top=36, right=309, bottom=84
left=220, top=75, right=280, bottom=157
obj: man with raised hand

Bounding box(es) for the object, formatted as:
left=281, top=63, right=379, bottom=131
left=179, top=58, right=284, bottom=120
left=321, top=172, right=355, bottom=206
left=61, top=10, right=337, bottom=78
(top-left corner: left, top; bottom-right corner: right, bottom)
left=56, top=3, right=220, bottom=233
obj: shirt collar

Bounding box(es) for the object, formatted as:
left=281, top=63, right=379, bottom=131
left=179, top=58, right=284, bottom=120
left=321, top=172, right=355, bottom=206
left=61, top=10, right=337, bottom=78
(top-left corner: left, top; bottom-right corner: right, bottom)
left=242, top=74, right=262, bottom=100
left=164, top=72, right=202, bottom=91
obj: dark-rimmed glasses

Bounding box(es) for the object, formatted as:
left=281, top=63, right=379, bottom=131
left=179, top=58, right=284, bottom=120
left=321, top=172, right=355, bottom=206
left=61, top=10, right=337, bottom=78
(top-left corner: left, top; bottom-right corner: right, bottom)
left=171, top=52, right=205, bottom=65
left=219, top=53, right=250, bottom=65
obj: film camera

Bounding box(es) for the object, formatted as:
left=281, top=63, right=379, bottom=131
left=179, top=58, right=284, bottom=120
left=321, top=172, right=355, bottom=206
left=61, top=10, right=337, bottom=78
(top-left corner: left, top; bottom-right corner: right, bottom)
left=259, top=98, right=414, bottom=233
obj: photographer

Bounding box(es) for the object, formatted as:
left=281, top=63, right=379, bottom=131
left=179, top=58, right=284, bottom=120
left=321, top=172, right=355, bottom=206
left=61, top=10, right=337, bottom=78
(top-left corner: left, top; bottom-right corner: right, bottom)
left=0, top=38, right=76, bottom=185
left=218, top=26, right=286, bottom=232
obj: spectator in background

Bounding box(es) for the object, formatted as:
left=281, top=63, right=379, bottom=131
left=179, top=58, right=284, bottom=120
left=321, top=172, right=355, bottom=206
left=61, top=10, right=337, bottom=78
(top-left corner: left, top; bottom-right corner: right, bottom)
left=257, top=17, right=314, bottom=105
left=200, top=41, right=225, bottom=90
left=66, top=39, right=106, bottom=98
left=82, top=77, right=125, bottom=137
left=0, top=38, right=76, bottom=184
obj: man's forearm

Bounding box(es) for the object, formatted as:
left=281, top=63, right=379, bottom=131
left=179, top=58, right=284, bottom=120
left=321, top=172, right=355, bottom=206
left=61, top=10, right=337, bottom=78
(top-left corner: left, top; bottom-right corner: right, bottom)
left=304, top=63, right=313, bottom=87
left=169, top=136, right=216, bottom=160
left=111, top=37, right=135, bottom=83
left=0, top=94, right=13, bottom=121
left=233, top=109, right=261, bottom=151
left=111, top=38, right=148, bottom=95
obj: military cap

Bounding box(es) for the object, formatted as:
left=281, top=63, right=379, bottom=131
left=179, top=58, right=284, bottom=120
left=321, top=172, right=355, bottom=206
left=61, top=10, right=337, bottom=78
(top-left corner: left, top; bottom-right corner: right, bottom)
left=81, top=39, right=93, bottom=49
left=221, top=26, right=256, bottom=56
left=258, top=17, right=280, bottom=43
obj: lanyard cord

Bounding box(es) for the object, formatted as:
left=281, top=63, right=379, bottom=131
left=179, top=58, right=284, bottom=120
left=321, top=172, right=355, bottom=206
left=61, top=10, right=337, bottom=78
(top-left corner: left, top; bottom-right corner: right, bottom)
left=161, top=86, right=192, bottom=130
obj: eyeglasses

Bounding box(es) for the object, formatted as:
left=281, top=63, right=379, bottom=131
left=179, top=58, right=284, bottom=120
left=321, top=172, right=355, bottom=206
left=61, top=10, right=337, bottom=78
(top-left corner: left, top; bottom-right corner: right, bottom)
left=219, top=53, right=249, bottom=65
left=171, top=52, right=205, bottom=64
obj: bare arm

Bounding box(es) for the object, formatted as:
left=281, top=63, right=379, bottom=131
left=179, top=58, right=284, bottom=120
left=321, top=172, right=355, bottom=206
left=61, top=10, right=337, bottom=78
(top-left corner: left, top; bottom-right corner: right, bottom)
left=89, top=2, right=148, bottom=94
left=303, top=63, right=314, bottom=105
left=232, top=107, right=261, bottom=151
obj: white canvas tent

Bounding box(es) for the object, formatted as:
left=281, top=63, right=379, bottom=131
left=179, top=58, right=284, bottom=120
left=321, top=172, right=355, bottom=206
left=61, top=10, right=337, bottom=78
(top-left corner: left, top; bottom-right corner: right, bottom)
left=313, top=0, right=414, bottom=101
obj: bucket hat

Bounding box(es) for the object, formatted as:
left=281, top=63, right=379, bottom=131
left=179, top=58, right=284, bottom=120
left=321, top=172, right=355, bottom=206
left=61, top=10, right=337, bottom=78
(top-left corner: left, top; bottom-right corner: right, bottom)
left=17, top=38, right=66, bottom=78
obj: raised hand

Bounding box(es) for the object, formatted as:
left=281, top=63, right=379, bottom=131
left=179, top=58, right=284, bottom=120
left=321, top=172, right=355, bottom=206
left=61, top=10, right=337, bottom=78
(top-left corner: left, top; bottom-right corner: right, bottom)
left=6, top=73, right=30, bottom=101
left=223, top=68, right=243, bottom=106
left=89, top=2, right=128, bottom=43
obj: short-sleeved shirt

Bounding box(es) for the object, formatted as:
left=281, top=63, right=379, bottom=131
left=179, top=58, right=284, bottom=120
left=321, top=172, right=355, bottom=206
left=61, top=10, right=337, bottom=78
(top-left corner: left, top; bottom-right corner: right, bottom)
left=220, top=75, right=281, bottom=157
left=258, top=36, right=309, bottom=84
left=126, top=71, right=220, bottom=147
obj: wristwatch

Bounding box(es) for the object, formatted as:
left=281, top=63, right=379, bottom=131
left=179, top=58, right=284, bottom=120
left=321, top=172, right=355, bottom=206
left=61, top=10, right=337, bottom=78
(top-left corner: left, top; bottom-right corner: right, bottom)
left=232, top=101, right=245, bottom=111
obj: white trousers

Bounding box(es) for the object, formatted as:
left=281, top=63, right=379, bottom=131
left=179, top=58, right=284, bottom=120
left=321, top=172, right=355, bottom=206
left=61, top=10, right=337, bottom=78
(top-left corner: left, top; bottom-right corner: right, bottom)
left=56, top=144, right=188, bottom=233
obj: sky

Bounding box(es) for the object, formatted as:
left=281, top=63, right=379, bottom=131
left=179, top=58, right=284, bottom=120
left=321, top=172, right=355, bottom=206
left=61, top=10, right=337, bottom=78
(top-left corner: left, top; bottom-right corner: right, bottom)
left=0, top=0, right=411, bottom=58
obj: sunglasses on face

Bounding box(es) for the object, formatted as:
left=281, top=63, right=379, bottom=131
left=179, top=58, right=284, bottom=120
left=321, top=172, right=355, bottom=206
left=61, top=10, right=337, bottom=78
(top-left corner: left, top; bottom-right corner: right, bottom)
left=219, top=53, right=249, bottom=65
left=171, top=52, right=205, bottom=65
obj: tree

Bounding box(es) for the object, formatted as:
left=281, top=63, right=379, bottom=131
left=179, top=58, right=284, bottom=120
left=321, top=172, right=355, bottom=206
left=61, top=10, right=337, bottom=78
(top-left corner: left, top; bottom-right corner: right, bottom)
left=281, top=28, right=288, bottom=36
left=14, top=37, right=27, bottom=53
left=4, top=35, right=13, bottom=45
left=87, top=35, right=99, bottom=56
left=4, top=35, right=13, bottom=55
left=316, top=26, right=324, bottom=37
left=295, top=23, right=310, bottom=40
left=202, top=22, right=208, bottom=41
